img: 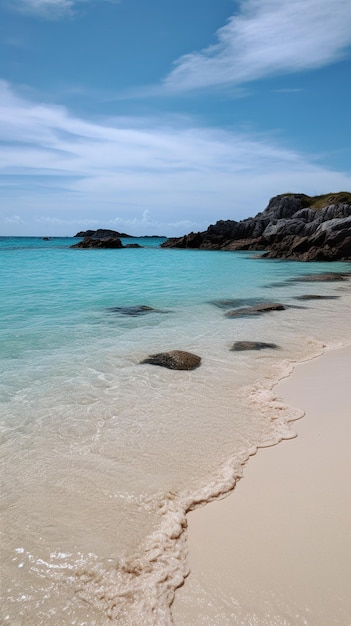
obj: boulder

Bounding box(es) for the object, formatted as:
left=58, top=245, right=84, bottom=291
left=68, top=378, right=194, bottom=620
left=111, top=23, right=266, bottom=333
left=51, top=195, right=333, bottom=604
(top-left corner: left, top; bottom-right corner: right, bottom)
left=225, top=303, right=285, bottom=318
left=141, top=350, right=201, bottom=370
left=230, top=341, right=279, bottom=351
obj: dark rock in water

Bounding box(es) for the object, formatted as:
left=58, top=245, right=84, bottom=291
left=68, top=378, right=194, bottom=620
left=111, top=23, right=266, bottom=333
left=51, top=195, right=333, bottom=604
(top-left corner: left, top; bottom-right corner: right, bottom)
left=43, top=237, right=50, bottom=241
left=231, top=341, right=279, bottom=351
left=107, top=305, right=164, bottom=316
left=210, top=297, right=270, bottom=309
left=75, top=229, right=95, bottom=238
left=161, top=192, right=351, bottom=261
left=71, top=235, right=124, bottom=249
left=74, top=228, right=131, bottom=238
left=294, top=294, right=341, bottom=300
left=290, top=272, right=349, bottom=282
left=225, top=302, right=285, bottom=318
left=263, top=282, right=293, bottom=289
left=141, top=350, right=201, bottom=370
left=71, top=228, right=138, bottom=248
left=124, top=243, right=142, bottom=248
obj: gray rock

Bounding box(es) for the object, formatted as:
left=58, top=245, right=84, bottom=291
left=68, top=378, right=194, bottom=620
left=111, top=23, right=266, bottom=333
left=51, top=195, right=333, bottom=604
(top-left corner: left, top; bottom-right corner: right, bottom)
left=315, top=215, right=351, bottom=234
left=141, top=350, right=201, bottom=370
left=231, top=341, right=279, bottom=351
left=262, top=218, right=307, bottom=240
left=261, top=194, right=310, bottom=220
left=225, top=303, right=286, bottom=318
left=293, top=208, right=317, bottom=222
left=294, top=294, right=340, bottom=300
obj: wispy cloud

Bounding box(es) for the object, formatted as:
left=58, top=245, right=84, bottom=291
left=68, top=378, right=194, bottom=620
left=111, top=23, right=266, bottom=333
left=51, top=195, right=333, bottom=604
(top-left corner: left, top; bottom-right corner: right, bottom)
left=14, top=0, right=75, bottom=19
left=164, top=0, right=351, bottom=92
left=1, top=81, right=350, bottom=236
left=10, top=0, right=117, bottom=20
left=5, top=214, right=25, bottom=224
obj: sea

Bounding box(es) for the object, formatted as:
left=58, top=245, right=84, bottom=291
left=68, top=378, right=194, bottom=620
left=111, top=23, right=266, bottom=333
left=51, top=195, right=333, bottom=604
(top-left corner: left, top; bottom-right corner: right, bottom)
left=1, top=235, right=350, bottom=625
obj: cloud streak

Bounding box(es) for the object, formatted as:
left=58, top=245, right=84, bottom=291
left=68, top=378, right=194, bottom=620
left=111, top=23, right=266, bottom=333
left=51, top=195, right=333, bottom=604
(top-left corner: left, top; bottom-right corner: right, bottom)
left=10, top=0, right=116, bottom=20
left=13, top=0, right=75, bottom=19
left=164, top=0, right=351, bottom=92
left=1, top=81, right=350, bottom=236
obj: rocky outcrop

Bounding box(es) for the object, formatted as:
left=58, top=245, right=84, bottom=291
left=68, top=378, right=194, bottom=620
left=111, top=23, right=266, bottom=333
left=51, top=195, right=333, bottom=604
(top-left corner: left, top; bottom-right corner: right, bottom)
left=71, top=228, right=144, bottom=249
left=141, top=350, right=201, bottom=370
left=71, top=235, right=124, bottom=248
left=74, top=229, right=131, bottom=238
left=161, top=192, right=351, bottom=261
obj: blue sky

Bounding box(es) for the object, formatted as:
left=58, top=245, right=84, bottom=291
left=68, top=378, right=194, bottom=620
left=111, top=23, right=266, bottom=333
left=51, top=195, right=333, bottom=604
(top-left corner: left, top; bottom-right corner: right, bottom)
left=1, top=0, right=351, bottom=236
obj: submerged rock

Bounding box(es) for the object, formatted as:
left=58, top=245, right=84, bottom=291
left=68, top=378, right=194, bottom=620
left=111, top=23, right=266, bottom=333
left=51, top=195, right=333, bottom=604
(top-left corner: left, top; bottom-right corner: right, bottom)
left=231, top=341, right=279, bottom=351
left=294, top=294, right=341, bottom=300
left=107, top=305, right=165, bottom=316
left=225, top=302, right=285, bottom=318
left=210, top=297, right=271, bottom=309
left=141, top=350, right=201, bottom=370
left=296, top=272, right=350, bottom=282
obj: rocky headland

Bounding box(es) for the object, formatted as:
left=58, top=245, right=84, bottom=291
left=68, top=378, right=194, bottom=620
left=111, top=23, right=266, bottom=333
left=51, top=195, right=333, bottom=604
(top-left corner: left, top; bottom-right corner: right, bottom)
left=161, top=192, right=351, bottom=261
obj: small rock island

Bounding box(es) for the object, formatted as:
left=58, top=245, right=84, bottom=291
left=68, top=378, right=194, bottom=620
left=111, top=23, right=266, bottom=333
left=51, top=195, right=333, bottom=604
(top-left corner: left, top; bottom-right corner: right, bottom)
left=71, top=229, right=139, bottom=249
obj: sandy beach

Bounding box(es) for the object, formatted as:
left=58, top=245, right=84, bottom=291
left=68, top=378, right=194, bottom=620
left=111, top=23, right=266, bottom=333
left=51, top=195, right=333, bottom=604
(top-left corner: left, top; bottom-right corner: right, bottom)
left=173, top=345, right=351, bottom=625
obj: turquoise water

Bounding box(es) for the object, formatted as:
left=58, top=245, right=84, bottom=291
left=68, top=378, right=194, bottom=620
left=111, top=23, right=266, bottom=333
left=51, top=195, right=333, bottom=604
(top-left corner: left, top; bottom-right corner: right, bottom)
left=1, top=237, right=350, bottom=625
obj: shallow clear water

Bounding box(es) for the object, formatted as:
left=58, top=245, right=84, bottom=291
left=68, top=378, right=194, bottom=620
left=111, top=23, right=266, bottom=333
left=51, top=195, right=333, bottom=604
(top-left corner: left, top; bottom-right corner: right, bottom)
left=1, top=237, right=350, bottom=624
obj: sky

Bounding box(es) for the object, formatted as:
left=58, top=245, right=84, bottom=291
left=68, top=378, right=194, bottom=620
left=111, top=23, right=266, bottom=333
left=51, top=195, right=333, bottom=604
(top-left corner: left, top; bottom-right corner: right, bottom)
left=1, top=0, right=351, bottom=237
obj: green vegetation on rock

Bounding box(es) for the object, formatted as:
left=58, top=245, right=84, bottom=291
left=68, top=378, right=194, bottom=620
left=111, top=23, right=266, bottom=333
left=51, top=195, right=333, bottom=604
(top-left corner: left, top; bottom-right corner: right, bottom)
left=281, top=191, right=351, bottom=210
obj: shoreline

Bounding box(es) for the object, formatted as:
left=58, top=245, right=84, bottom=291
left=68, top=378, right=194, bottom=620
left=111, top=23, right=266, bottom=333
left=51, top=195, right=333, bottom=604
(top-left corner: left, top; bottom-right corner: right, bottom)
left=172, top=344, right=351, bottom=625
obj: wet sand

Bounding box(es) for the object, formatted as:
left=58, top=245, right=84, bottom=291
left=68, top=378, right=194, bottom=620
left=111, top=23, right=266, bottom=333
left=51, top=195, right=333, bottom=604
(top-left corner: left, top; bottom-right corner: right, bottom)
left=173, top=345, right=351, bottom=625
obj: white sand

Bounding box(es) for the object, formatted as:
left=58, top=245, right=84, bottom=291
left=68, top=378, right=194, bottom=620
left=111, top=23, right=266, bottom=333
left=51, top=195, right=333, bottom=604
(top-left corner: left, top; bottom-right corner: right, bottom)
left=172, top=346, right=351, bottom=625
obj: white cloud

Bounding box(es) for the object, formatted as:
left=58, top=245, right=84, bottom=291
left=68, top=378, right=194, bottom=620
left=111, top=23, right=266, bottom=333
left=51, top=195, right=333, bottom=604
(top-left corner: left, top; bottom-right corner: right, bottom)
left=165, top=0, right=351, bottom=92
left=14, top=0, right=75, bottom=19
left=5, top=214, right=25, bottom=224
left=10, top=0, right=117, bottom=20
left=1, top=81, right=350, bottom=236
